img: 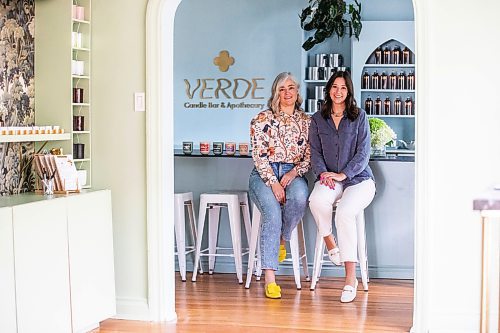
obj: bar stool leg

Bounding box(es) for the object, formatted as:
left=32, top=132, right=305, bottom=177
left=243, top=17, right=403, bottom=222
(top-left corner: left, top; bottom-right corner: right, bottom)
left=240, top=199, right=252, bottom=247
left=357, top=210, right=369, bottom=291
left=174, top=195, right=187, bottom=282
left=208, top=205, right=221, bottom=274
left=289, top=227, right=302, bottom=290
left=310, top=230, right=324, bottom=290
left=245, top=206, right=261, bottom=288
left=297, top=220, right=310, bottom=281
left=227, top=197, right=243, bottom=284
left=192, top=197, right=208, bottom=282
left=186, top=199, right=203, bottom=274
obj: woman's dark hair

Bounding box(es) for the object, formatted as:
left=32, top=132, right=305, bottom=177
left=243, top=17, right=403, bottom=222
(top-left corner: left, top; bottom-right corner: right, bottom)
left=320, top=70, right=359, bottom=121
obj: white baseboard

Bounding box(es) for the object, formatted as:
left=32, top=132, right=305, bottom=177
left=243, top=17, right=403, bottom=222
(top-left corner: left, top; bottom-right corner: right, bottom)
left=114, top=297, right=151, bottom=321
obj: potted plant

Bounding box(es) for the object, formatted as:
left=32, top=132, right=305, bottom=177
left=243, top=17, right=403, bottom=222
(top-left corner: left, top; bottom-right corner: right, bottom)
left=300, top=0, right=362, bottom=51
left=368, top=118, right=396, bottom=156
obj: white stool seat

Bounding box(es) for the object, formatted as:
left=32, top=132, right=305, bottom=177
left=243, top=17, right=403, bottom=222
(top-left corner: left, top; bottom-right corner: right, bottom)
left=174, top=192, right=199, bottom=282
left=310, top=201, right=369, bottom=291
left=245, top=203, right=309, bottom=290
left=192, top=192, right=249, bottom=284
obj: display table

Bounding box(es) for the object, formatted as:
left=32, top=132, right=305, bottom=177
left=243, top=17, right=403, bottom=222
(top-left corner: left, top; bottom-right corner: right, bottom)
left=0, top=190, right=116, bottom=333
left=473, top=189, right=500, bottom=333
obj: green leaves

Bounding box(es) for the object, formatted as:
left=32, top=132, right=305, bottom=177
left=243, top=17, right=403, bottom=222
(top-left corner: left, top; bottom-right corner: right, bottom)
left=300, top=0, right=362, bottom=51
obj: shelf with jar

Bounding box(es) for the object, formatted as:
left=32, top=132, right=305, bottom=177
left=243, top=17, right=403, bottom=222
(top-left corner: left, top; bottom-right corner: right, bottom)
left=303, top=52, right=349, bottom=114
left=360, top=41, right=416, bottom=142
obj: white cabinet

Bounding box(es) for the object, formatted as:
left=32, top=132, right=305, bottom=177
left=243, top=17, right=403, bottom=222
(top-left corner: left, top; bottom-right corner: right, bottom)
left=13, top=199, right=72, bottom=333
left=67, top=191, right=115, bottom=332
left=0, top=190, right=115, bottom=333
left=0, top=207, right=17, bottom=333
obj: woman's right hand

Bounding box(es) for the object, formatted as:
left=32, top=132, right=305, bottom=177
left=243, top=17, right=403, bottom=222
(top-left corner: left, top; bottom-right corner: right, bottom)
left=271, top=182, right=286, bottom=204
left=320, top=172, right=336, bottom=189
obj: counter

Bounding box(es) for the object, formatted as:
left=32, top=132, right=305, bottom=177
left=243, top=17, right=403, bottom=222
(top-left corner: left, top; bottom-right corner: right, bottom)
left=174, top=149, right=415, bottom=162
left=174, top=151, right=414, bottom=279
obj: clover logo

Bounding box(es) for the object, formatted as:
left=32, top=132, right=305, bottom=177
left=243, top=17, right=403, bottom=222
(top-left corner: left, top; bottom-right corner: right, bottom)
left=213, top=50, right=235, bottom=72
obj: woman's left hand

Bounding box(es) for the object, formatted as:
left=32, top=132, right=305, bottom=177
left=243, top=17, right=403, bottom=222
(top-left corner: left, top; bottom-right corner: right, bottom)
left=280, top=168, right=298, bottom=188
left=331, top=172, right=347, bottom=182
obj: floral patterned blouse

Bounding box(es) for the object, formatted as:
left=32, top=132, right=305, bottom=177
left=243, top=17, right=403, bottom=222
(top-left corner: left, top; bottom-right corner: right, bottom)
left=250, top=109, right=311, bottom=186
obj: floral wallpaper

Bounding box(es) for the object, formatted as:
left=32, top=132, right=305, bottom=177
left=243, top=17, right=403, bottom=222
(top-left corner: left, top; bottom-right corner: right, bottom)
left=0, top=0, right=35, bottom=196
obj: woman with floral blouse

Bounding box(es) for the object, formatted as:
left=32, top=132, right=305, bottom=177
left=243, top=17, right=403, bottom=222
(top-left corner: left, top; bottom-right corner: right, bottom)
left=248, top=72, right=310, bottom=299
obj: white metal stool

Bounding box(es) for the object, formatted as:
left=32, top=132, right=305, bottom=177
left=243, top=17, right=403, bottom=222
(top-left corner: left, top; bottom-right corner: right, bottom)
left=310, top=202, right=369, bottom=291
left=245, top=203, right=310, bottom=290
left=174, top=192, right=200, bottom=282
left=191, top=192, right=248, bottom=284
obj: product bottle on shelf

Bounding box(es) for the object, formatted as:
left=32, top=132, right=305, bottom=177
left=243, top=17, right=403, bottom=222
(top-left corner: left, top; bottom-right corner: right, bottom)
left=392, top=46, right=401, bottom=64
left=371, top=71, right=380, bottom=90
left=383, top=47, right=391, bottom=64
left=374, top=96, right=382, bottom=115
left=402, top=47, right=411, bottom=64
left=375, top=47, right=382, bottom=64
left=404, top=97, right=414, bottom=115
left=380, top=72, right=388, bottom=90
left=394, top=97, right=402, bottom=115
left=364, top=96, right=373, bottom=114
left=389, top=71, right=397, bottom=90
left=362, top=71, right=370, bottom=89
left=407, top=71, right=415, bottom=90
left=398, top=71, right=406, bottom=90
left=384, top=96, right=391, bottom=115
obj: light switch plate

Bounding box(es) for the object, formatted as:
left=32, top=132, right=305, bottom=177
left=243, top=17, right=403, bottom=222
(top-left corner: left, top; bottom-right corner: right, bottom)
left=134, top=92, right=145, bottom=112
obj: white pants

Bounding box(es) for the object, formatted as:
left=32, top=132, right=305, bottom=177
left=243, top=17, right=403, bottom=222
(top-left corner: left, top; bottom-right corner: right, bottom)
left=309, top=179, right=375, bottom=263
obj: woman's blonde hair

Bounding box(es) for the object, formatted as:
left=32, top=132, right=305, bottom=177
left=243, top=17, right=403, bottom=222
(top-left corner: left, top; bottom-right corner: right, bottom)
left=267, top=72, right=303, bottom=115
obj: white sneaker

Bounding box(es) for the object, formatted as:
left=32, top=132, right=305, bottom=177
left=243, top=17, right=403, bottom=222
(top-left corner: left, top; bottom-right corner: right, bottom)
left=340, top=279, right=358, bottom=303
left=328, top=247, right=341, bottom=265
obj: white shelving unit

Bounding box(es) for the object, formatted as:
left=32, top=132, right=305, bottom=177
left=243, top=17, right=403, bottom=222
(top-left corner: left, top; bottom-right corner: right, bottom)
left=35, top=0, right=92, bottom=188
left=352, top=21, right=416, bottom=144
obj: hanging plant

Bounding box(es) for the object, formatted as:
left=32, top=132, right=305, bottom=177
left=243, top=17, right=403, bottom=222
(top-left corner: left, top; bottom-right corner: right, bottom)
left=300, top=0, right=362, bottom=51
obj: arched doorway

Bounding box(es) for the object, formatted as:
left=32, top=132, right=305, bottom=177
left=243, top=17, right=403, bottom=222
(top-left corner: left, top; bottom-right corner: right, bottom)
left=145, top=1, right=431, bottom=331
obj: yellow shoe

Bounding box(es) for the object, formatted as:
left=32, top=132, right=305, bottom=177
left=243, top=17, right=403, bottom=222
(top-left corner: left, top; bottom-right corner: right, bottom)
left=265, top=282, right=282, bottom=299
left=278, top=244, right=286, bottom=262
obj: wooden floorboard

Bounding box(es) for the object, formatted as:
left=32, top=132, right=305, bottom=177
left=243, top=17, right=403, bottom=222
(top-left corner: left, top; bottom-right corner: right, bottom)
left=93, top=273, right=414, bottom=332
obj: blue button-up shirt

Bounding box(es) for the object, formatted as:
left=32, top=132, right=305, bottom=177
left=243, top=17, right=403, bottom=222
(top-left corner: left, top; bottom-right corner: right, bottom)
left=309, top=109, right=374, bottom=189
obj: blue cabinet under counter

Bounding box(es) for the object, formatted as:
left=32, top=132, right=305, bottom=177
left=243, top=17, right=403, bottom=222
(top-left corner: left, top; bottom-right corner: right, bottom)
left=174, top=152, right=414, bottom=279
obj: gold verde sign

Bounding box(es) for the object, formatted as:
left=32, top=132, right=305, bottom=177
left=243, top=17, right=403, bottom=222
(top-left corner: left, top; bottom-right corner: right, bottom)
left=183, top=50, right=266, bottom=110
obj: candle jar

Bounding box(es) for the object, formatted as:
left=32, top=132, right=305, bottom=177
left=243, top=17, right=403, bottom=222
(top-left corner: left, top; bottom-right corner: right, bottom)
left=213, top=142, right=224, bottom=155
left=73, top=115, right=84, bottom=131
left=73, top=143, right=85, bottom=159
left=200, top=142, right=210, bottom=155
left=225, top=142, right=236, bottom=155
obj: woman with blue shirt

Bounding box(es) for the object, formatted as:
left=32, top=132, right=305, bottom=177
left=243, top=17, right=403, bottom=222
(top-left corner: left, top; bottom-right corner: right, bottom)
left=308, top=71, right=375, bottom=303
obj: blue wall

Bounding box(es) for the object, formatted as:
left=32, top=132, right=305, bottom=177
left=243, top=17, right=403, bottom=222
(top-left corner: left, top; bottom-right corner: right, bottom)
left=173, top=0, right=414, bottom=147
left=174, top=0, right=304, bottom=147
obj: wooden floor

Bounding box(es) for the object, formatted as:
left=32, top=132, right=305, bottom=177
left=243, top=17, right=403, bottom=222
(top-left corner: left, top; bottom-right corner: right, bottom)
left=94, top=273, right=414, bottom=333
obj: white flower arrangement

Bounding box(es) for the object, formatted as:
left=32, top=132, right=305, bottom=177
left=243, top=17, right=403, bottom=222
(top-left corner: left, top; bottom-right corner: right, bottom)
left=368, top=118, right=396, bottom=149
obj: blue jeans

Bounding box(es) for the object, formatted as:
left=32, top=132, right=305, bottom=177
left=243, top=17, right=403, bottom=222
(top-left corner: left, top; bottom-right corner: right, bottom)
left=248, top=163, right=309, bottom=271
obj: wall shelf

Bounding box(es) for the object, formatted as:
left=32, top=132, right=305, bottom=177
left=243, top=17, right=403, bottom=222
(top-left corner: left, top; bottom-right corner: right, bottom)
left=0, top=133, right=70, bottom=143
left=361, top=89, right=415, bottom=93
left=368, top=115, right=415, bottom=118
left=363, top=64, right=414, bottom=68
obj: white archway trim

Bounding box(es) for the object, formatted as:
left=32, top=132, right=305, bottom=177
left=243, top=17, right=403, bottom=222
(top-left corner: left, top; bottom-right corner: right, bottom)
left=411, top=0, right=430, bottom=331
left=146, top=0, right=430, bottom=329
left=146, top=0, right=181, bottom=322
